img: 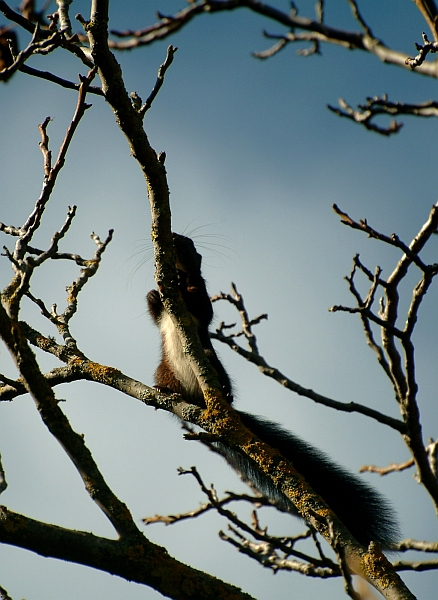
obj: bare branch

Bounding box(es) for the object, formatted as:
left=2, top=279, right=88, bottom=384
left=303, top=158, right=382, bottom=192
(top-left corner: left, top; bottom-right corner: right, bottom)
left=59, top=229, right=113, bottom=348
left=252, top=31, right=288, bottom=59
left=219, top=527, right=339, bottom=577
left=346, top=0, right=374, bottom=38
left=393, top=559, right=438, bottom=572
left=32, top=205, right=77, bottom=266
left=0, top=26, right=64, bottom=82
left=150, top=466, right=340, bottom=575
left=254, top=0, right=326, bottom=58
left=14, top=224, right=113, bottom=351
left=405, top=268, right=438, bottom=338
left=212, top=283, right=267, bottom=355
left=0, top=302, right=143, bottom=540
left=329, top=95, right=438, bottom=135
left=144, top=484, right=285, bottom=526
left=0, top=72, right=96, bottom=319
left=0, top=0, right=50, bottom=37
left=139, top=44, right=178, bottom=116
left=16, top=69, right=95, bottom=257
left=329, top=302, right=404, bottom=339
left=56, top=0, right=73, bottom=37
left=406, top=31, right=438, bottom=69
left=333, top=203, right=438, bottom=514
left=329, top=521, right=362, bottom=600
left=360, top=458, right=415, bottom=477
left=398, top=539, right=438, bottom=553
left=328, top=97, right=403, bottom=136
left=0, top=506, right=255, bottom=600
left=109, top=0, right=438, bottom=78
left=19, top=63, right=104, bottom=94
left=345, top=256, right=395, bottom=386
left=332, top=204, right=435, bottom=273
left=0, top=0, right=93, bottom=68
left=212, top=287, right=406, bottom=433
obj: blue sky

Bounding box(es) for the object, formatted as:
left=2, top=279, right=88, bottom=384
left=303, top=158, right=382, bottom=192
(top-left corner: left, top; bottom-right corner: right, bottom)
left=1, top=1, right=438, bottom=599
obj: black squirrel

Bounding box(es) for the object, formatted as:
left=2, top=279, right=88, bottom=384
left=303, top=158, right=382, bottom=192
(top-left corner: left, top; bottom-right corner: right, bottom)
left=147, top=233, right=400, bottom=549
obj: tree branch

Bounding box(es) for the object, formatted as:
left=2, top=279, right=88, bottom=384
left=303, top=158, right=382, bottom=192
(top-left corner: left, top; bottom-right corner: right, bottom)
left=0, top=506, right=255, bottom=600
left=19, top=63, right=104, bottom=94
left=0, top=302, right=144, bottom=539
left=111, top=1, right=438, bottom=78
left=333, top=203, right=438, bottom=515
left=86, top=7, right=409, bottom=597
left=145, top=466, right=341, bottom=576
left=139, top=44, right=178, bottom=116
left=328, top=95, right=438, bottom=135
left=0, top=26, right=64, bottom=83
left=212, top=285, right=406, bottom=433
left=406, top=31, right=438, bottom=69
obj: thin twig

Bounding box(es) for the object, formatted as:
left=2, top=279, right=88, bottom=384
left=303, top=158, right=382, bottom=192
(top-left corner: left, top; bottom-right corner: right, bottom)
left=333, top=203, right=438, bottom=513
left=139, top=45, right=177, bottom=116
left=153, top=466, right=338, bottom=571
left=19, top=63, right=104, bottom=94
left=212, top=305, right=406, bottom=432
left=0, top=26, right=64, bottom=82
left=397, top=539, right=438, bottom=553
left=360, top=458, right=415, bottom=476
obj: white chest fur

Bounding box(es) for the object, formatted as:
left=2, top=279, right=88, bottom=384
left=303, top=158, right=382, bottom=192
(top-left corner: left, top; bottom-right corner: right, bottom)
left=158, top=311, right=200, bottom=395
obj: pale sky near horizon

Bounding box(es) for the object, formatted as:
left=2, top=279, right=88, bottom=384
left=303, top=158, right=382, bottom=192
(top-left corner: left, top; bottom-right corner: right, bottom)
left=1, top=2, right=438, bottom=599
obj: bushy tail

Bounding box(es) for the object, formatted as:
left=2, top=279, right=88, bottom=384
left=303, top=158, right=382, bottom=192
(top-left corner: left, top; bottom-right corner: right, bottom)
left=218, top=411, right=400, bottom=549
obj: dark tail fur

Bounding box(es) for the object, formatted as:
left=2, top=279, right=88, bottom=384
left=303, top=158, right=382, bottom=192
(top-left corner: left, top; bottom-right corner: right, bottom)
left=218, top=411, right=400, bottom=549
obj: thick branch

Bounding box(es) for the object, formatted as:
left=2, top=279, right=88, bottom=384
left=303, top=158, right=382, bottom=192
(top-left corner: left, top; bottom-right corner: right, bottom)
left=0, top=506, right=255, bottom=600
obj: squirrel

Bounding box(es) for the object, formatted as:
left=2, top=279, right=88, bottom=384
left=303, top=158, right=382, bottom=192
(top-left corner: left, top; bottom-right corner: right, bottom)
left=147, top=233, right=400, bottom=549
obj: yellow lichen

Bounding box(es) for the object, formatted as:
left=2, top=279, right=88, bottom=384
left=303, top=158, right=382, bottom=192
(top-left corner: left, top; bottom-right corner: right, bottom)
left=361, top=545, right=399, bottom=589
left=83, top=361, right=121, bottom=384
